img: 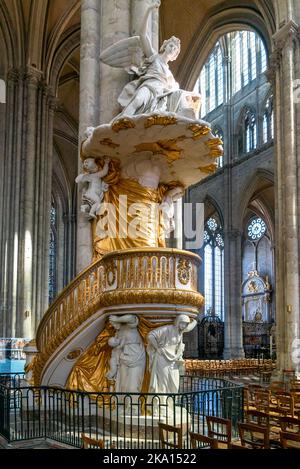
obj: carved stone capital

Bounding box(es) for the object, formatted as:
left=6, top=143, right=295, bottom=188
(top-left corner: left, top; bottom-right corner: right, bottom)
left=24, top=66, right=43, bottom=86
left=7, top=68, right=21, bottom=84
left=267, top=20, right=300, bottom=83
left=48, top=93, right=59, bottom=112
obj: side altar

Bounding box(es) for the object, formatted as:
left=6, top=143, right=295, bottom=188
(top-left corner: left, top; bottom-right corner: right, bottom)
left=25, top=1, right=223, bottom=408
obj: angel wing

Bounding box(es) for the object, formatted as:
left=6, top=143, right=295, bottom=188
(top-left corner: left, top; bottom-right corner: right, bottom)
left=100, top=36, right=146, bottom=74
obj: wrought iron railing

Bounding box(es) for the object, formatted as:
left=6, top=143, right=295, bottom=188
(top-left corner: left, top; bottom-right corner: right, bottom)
left=0, top=374, right=243, bottom=449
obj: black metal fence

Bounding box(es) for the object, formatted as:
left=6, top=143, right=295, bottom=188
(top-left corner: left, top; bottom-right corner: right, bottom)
left=0, top=373, right=243, bottom=449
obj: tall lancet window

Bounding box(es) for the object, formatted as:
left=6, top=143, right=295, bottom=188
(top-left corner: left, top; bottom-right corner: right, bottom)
left=245, top=110, right=257, bottom=153
left=203, top=216, right=224, bottom=319
left=49, top=198, right=57, bottom=304
left=212, top=126, right=224, bottom=168
left=195, top=42, right=224, bottom=117
left=263, top=97, right=274, bottom=144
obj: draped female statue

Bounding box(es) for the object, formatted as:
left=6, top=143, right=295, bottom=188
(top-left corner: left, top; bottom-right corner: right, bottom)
left=147, top=315, right=197, bottom=395
left=107, top=314, right=146, bottom=394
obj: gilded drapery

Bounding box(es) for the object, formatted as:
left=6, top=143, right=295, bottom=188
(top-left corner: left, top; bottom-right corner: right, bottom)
left=89, top=158, right=184, bottom=259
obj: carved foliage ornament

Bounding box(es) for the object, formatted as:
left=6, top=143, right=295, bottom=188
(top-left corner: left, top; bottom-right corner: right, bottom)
left=177, top=259, right=191, bottom=285
left=106, top=261, right=117, bottom=286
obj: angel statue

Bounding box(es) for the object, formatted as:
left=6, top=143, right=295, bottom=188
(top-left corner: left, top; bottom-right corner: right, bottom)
left=100, top=0, right=200, bottom=118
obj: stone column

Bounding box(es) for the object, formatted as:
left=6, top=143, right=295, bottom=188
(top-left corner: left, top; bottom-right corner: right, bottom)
left=131, top=0, right=159, bottom=51
left=77, top=0, right=101, bottom=273
left=99, top=0, right=130, bottom=122
left=269, top=21, right=300, bottom=376
left=0, top=67, right=55, bottom=339
left=223, top=229, right=245, bottom=359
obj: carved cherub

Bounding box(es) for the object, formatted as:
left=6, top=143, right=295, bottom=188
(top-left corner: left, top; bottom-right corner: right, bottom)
left=159, top=185, right=185, bottom=237
left=75, top=157, right=110, bottom=219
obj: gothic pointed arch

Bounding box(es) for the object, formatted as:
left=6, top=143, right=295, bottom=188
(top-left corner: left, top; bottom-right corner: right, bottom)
left=45, top=0, right=80, bottom=78
left=0, top=1, right=17, bottom=68
left=178, top=4, right=274, bottom=89
left=27, top=0, right=49, bottom=70
left=47, top=25, right=80, bottom=92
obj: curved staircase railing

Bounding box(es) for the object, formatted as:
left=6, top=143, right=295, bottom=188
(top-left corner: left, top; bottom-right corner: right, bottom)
left=34, top=248, right=203, bottom=385
left=34, top=258, right=105, bottom=384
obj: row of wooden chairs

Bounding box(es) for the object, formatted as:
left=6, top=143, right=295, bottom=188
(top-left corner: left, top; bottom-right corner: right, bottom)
left=81, top=415, right=300, bottom=449
left=185, top=359, right=275, bottom=377
left=245, top=385, right=300, bottom=418
left=158, top=414, right=300, bottom=450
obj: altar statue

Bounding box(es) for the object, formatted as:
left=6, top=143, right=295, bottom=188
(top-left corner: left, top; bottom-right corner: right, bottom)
left=100, top=0, right=200, bottom=119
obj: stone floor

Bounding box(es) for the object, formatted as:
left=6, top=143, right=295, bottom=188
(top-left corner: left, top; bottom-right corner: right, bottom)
left=0, top=435, right=77, bottom=449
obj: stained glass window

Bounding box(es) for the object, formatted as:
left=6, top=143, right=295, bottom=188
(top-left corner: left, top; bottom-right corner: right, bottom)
left=247, top=217, right=267, bottom=241
left=196, top=42, right=224, bottom=117
left=245, top=110, right=257, bottom=152
left=195, top=30, right=267, bottom=120
left=49, top=199, right=57, bottom=304
left=232, top=31, right=266, bottom=94
left=203, top=217, right=224, bottom=319
left=212, top=127, right=224, bottom=168
left=263, top=97, right=274, bottom=144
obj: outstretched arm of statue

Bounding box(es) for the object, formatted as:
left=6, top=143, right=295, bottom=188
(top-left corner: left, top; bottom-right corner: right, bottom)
left=97, top=157, right=110, bottom=178
left=184, top=318, right=197, bottom=333
left=109, top=314, right=138, bottom=326
left=139, top=0, right=160, bottom=58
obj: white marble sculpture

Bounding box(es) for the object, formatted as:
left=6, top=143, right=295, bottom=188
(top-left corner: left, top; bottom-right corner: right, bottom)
left=160, top=186, right=185, bottom=237
left=75, top=157, right=110, bottom=219
left=106, top=336, right=123, bottom=381
left=100, top=0, right=200, bottom=118
left=147, top=315, right=197, bottom=395
left=107, top=314, right=146, bottom=394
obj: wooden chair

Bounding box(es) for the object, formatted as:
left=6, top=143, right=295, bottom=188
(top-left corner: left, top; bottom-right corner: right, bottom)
left=276, top=393, right=295, bottom=418
left=280, top=431, right=300, bottom=449
left=238, top=422, right=270, bottom=449
left=189, top=432, right=218, bottom=449
left=244, top=409, right=270, bottom=427
left=279, top=417, right=300, bottom=433
left=228, top=442, right=249, bottom=449
left=81, top=433, right=105, bottom=449
left=206, top=416, right=232, bottom=448
left=254, top=390, right=271, bottom=414
left=158, top=422, right=183, bottom=449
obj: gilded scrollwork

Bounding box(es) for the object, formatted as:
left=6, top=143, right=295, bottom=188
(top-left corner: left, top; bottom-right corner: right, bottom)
left=188, top=123, right=210, bottom=140
left=177, top=258, right=191, bottom=285
left=111, top=118, right=135, bottom=133
left=106, top=261, right=117, bottom=287
left=144, top=115, right=177, bottom=128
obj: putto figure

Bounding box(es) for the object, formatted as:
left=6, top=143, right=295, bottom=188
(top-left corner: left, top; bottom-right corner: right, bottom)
left=100, top=0, right=199, bottom=118
left=75, top=157, right=110, bottom=219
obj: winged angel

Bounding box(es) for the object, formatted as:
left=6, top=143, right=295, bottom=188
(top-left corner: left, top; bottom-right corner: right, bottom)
left=100, top=0, right=183, bottom=117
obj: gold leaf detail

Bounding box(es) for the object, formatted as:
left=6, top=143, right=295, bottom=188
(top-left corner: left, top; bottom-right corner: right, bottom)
left=112, top=118, right=135, bottom=133
left=145, top=115, right=177, bottom=128
left=188, top=124, right=211, bottom=140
